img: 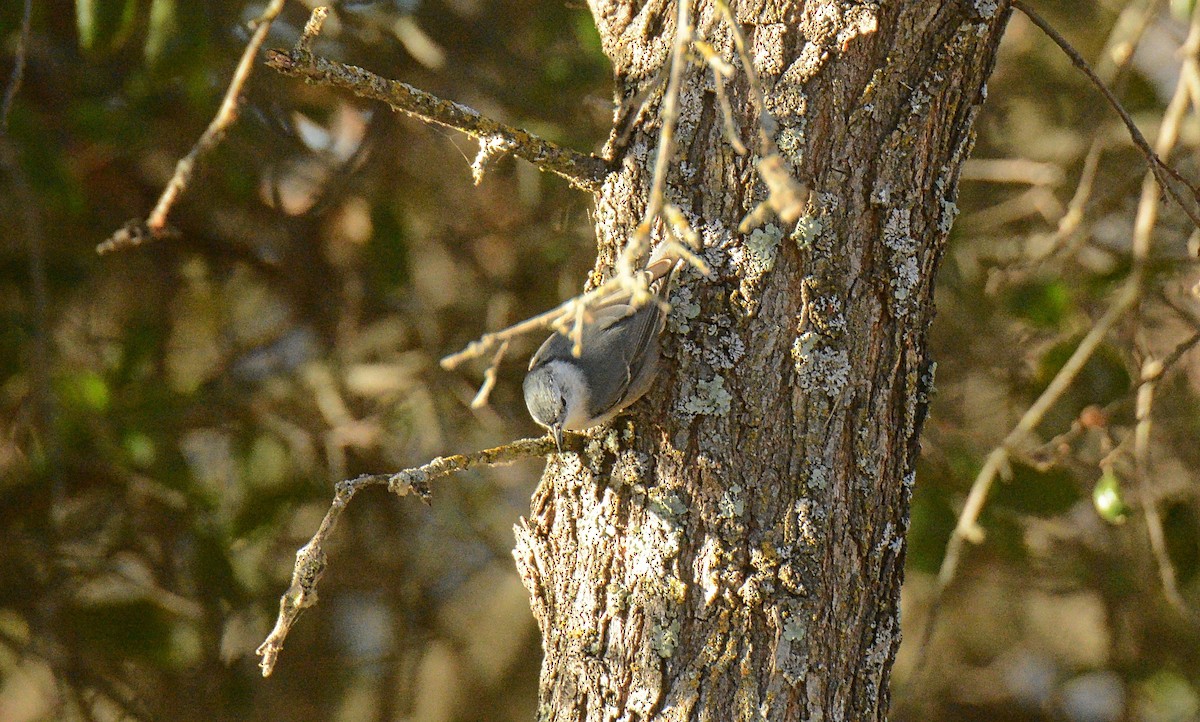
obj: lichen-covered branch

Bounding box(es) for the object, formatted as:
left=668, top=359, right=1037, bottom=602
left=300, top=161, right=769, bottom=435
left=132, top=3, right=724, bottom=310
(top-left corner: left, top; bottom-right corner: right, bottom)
left=264, top=47, right=610, bottom=192
left=255, top=435, right=560, bottom=677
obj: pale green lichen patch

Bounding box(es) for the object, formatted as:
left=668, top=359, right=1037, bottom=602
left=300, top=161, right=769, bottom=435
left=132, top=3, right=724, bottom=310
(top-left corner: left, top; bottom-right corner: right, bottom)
left=718, top=483, right=745, bottom=519
left=791, top=214, right=823, bottom=249
left=651, top=617, right=681, bottom=658
left=806, top=461, right=830, bottom=492
left=791, top=331, right=850, bottom=398
left=646, top=487, right=687, bottom=519
left=667, top=284, right=701, bottom=335
left=774, top=608, right=812, bottom=683
left=679, top=375, right=733, bottom=418
left=973, top=0, right=999, bottom=18
left=882, top=207, right=920, bottom=310
left=610, top=450, right=652, bottom=487
left=747, top=224, right=784, bottom=260
left=606, top=581, right=631, bottom=614
left=776, top=126, right=806, bottom=160
left=934, top=168, right=961, bottom=234
left=783, top=614, right=808, bottom=643
left=731, top=224, right=783, bottom=312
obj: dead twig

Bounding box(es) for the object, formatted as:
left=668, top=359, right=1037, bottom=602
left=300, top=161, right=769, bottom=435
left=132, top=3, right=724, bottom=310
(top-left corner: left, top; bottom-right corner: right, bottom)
left=714, top=0, right=810, bottom=232
left=256, top=435, right=562, bottom=676
left=470, top=340, right=509, bottom=409
left=97, top=0, right=289, bottom=254
left=1133, top=356, right=1187, bottom=611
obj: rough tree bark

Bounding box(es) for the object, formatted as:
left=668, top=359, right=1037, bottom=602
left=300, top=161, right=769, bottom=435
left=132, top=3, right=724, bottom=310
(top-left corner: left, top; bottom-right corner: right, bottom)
left=512, top=1, right=1010, bottom=719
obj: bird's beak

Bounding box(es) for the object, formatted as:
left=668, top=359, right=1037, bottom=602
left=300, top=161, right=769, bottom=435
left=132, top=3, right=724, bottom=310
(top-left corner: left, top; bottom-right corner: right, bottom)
left=552, top=424, right=564, bottom=453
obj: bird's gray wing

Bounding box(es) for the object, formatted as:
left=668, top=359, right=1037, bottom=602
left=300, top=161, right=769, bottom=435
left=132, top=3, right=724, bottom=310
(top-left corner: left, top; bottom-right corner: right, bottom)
left=580, top=299, right=664, bottom=421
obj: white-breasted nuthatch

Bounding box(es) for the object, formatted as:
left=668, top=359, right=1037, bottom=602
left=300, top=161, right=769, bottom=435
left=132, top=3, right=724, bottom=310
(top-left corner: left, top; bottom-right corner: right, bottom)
left=523, top=259, right=676, bottom=451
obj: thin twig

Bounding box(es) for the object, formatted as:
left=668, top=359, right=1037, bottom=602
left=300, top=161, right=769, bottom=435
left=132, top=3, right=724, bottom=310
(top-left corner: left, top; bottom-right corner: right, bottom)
left=986, top=0, right=1163, bottom=273
left=256, top=435, right=562, bottom=676
left=440, top=4, right=707, bottom=371
left=1109, top=21, right=1200, bottom=613
left=264, top=45, right=609, bottom=191
left=915, top=280, right=1139, bottom=672
left=1013, top=0, right=1200, bottom=231
left=715, top=0, right=809, bottom=231
left=296, top=6, right=328, bottom=54
left=440, top=279, right=625, bottom=370
left=470, top=340, right=509, bottom=408
left=616, top=0, right=694, bottom=289
left=1133, top=357, right=1186, bottom=611
left=693, top=39, right=747, bottom=155
left=714, top=0, right=775, bottom=153
left=97, top=0, right=289, bottom=254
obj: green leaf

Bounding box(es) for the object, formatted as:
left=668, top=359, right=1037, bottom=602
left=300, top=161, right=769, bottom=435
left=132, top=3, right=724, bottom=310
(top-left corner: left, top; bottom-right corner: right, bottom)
left=61, top=371, right=110, bottom=412
left=1004, top=279, right=1072, bottom=329
left=1092, top=469, right=1130, bottom=525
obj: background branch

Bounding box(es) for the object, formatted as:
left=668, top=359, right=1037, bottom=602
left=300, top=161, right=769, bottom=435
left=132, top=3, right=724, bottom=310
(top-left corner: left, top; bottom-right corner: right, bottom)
left=1013, top=0, right=1200, bottom=231
left=916, top=0, right=1200, bottom=680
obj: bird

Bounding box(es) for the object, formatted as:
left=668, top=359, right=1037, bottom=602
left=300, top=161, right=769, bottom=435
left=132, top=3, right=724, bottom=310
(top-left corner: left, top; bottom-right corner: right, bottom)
left=523, top=261, right=675, bottom=451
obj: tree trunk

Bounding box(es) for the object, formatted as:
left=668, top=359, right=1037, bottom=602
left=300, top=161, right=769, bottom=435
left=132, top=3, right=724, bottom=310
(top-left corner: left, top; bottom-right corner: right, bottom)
left=513, top=1, right=1010, bottom=719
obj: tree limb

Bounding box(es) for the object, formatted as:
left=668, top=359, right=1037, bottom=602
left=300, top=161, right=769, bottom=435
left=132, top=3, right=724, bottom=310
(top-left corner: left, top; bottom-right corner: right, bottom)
left=264, top=48, right=610, bottom=192
left=255, top=435, right=563, bottom=677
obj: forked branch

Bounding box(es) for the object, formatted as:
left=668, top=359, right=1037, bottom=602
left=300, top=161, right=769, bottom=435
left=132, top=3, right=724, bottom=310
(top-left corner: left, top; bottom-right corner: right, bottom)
left=255, top=435, right=563, bottom=677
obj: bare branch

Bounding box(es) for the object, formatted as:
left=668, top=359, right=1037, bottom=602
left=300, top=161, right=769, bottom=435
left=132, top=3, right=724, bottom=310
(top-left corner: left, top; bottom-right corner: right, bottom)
left=256, top=435, right=561, bottom=676
left=97, top=0, right=289, bottom=254
left=693, top=39, right=746, bottom=155
left=264, top=46, right=609, bottom=191
left=441, top=4, right=710, bottom=371
left=715, top=0, right=810, bottom=231
left=296, top=5, right=328, bottom=54
left=440, top=274, right=637, bottom=370
left=470, top=340, right=509, bottom=409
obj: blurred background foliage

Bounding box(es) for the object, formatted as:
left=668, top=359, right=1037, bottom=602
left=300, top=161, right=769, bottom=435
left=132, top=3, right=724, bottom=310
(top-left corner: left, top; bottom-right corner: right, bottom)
left=1, top=0, right=1199, bottom=720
